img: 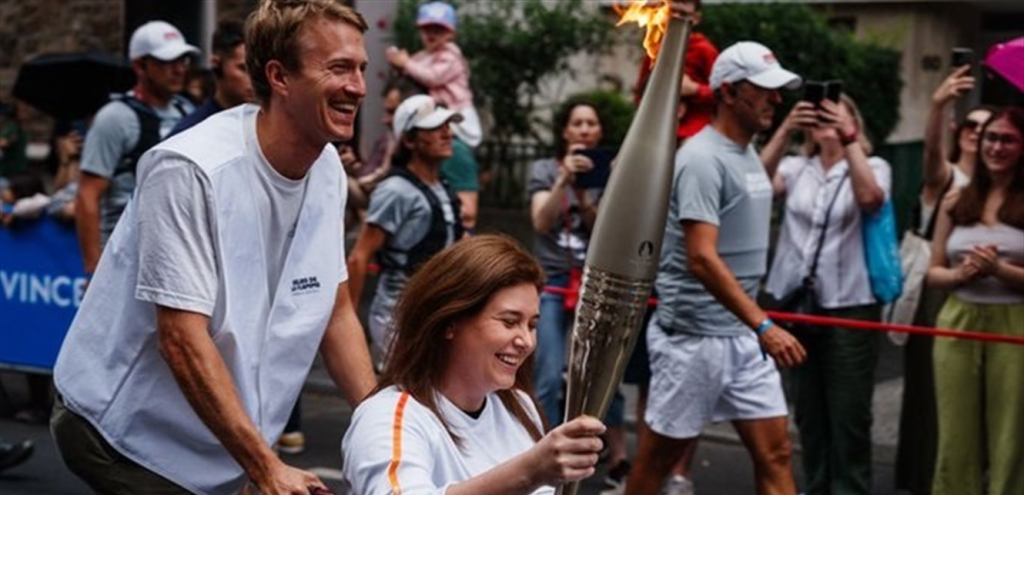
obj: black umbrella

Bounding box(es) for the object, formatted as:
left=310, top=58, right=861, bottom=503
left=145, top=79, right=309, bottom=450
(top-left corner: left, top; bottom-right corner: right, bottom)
left=12, top=51, right=136, bottom=120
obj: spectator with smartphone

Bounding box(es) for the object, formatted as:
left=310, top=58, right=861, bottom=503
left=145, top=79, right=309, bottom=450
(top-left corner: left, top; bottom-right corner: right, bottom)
left=926, top=106, right=1024, bottom=495
left=761, top=92, right=890, bottom=494
left=894, top=62, right=995, bottom=495
left=526, top=97, right=631, bottom=492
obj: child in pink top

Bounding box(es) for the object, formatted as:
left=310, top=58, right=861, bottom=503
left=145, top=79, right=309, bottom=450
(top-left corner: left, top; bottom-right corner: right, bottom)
left=386, top=2, right=481, bottom=146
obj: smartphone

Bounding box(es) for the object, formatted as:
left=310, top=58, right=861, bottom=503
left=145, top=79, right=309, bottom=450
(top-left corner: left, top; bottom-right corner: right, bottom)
left=825, top=80, right=843, bottom=103
left=803, top=80, right=842, bottom=110
left=803, top=81, right=828, bottom=106
left=574, top=147, right=614, bottom=189
left=951, top=47, right=974, bottom=69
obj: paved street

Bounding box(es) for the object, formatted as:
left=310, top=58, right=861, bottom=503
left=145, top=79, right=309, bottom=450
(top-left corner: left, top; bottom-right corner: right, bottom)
left=1, top=356, right=899, bottom=495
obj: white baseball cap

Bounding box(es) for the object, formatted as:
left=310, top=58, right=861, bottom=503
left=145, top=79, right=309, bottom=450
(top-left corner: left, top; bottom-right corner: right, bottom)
left=129, top=21, right=200, bottom=61
left=393, top=95, right=463, bottom=140
left=710, top=41, right=802, bottom=91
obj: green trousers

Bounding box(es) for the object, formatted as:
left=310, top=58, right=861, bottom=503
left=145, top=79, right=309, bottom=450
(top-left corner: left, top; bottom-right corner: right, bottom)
left=792, top=304, right=881, bottom=495
left=932, top=295, right=1024, bottom=495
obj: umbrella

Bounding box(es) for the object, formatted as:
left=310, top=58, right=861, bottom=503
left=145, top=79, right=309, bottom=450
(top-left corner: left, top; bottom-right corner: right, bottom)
left=984, top=36, right=1024, bottom=93
left=12, top=51, right=135, bottom=120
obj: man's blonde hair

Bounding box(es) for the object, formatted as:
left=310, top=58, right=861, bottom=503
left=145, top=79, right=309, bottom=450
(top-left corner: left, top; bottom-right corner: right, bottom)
left=246, top=0, right=368, bottom=105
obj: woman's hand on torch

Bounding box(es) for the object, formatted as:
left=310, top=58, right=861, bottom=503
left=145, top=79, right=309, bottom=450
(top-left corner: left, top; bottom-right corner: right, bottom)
left=525, top=415, right=605, bottom=486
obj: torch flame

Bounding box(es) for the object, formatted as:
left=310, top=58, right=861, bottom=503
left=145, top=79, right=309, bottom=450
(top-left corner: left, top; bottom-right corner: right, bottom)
left=614, top=0, right=671, bottom=60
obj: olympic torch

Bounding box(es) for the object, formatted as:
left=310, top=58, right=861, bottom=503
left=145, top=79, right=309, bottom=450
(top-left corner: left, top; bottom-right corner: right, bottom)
left=560, top=2, right=692, bottom=495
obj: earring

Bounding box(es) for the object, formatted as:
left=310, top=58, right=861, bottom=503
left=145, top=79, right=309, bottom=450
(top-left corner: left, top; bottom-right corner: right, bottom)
left=445, top=324, right=455, bottom=339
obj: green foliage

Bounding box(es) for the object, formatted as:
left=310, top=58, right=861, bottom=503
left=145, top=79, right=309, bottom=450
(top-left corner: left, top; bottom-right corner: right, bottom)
left=392, top=0, right=615, bottom=143
left=700, top=2, right=902, bottom=144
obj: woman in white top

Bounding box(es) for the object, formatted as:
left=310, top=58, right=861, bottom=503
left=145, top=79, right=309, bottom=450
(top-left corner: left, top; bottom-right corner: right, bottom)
left=761, top=93, right=890, bottom=494
left=342, top=235, right=605, bottom=495
left=927, top=106, right=1024, bottom=495
left=895, top=67, right=994, bottom=495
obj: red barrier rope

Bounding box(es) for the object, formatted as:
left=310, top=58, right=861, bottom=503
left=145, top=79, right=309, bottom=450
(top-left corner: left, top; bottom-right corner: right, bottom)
left=542, top=285, right=1024, bottom=346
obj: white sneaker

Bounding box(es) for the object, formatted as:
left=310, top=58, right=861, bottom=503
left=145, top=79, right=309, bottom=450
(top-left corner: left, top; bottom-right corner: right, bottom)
left=662, top=475, right=695, bottom=495
left=277, top=431, right=306, bottom=455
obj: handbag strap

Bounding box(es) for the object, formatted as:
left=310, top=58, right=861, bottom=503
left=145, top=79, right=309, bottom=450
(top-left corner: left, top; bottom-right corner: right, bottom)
left=922, top=170, right=956, bottom=240
left=807, top=170, right=850, bottom=281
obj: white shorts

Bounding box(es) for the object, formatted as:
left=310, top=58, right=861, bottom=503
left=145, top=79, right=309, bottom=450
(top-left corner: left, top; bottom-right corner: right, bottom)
left=645, top=321, right=788, bottom=439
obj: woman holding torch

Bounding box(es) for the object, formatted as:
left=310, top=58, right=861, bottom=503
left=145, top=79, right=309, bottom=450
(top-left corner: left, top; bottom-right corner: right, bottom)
left=342, top=235, right=605, bottom=495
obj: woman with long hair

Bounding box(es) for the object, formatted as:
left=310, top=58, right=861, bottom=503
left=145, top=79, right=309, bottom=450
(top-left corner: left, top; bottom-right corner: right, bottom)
left=895, top=67, right=995, bottom=495
left=529, top=97, right=605, bottom=428
left=927, top=106, right=1024, bottom=495
left=761, top=93, right=890, bottom=494
left=342, top=235, right=605, bottom=495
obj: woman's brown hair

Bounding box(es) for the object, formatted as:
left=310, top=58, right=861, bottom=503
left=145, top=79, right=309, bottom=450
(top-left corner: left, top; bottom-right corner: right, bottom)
left=378, top=234, right=547, bottom=446
left=950, top=106, right=1024, bottom=230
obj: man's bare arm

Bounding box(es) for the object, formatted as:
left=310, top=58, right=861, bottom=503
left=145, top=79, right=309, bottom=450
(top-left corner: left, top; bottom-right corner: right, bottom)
left=320, top=282, right=376, bottom=407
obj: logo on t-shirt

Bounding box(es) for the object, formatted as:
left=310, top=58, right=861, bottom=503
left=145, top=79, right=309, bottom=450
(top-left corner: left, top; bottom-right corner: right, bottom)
left=291, top=276, right=321, bottom=296
left=745, top=172, right=773, bottom=198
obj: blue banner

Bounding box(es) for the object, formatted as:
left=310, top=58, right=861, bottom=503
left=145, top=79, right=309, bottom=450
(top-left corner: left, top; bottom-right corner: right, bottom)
left=0, top=217, right=86, bottom=371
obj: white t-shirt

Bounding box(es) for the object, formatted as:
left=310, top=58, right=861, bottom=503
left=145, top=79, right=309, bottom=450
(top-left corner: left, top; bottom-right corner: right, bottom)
left=342, top=386, right=552, bottom=495
left=135, top=109, right=327, bottom=314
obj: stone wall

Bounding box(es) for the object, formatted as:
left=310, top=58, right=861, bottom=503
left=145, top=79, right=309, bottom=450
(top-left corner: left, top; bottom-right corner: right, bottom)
left=1, top=0, right=125, bottom=140
left=1, top=0, right=259, bottom=142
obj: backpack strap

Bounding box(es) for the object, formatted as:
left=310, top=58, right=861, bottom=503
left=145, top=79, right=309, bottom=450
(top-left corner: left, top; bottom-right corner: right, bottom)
left=112, top=94, right=189, bottom=177
left=377, top=166, right=463, bottom=273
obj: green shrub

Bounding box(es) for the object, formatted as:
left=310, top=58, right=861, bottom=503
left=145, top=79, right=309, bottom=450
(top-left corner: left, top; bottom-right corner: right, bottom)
left=391, top=0, right=615, bottom=143
left=700, top=2, right=902, bottom=144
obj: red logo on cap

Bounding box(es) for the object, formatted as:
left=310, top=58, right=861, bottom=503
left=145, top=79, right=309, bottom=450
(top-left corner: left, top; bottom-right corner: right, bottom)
left=764, top=52, right=777, bottom=64
left=165, top=31, right=180, bottom=41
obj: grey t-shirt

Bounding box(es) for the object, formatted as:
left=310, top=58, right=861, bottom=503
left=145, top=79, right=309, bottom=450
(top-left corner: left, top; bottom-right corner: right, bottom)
left=80, top=94, right=192, bottom=246
left=527, top=158, right=604, bottom=276
left=655, top=126, right=774, bottom=337
left=366, top=173, right=456, bottom=307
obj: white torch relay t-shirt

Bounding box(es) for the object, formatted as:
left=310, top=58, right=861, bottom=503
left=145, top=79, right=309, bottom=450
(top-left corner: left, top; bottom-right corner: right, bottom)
left=342, top=386, right=552, bottom=495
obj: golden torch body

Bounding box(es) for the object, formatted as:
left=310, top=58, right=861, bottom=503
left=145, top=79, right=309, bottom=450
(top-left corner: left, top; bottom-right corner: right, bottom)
left=560, top=13, right=693, bottom=495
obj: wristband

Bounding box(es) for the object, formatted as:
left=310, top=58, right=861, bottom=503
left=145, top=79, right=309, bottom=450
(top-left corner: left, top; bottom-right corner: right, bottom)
left=755, top=318, right=774, bottom=336
left=840, top=128, right=859, bottom=147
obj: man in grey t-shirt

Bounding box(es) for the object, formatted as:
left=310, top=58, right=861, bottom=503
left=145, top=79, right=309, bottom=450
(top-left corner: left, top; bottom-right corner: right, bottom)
left=76, top=21, right=197, bottom=275
left=347, top=95, right=464, bottom=363
left=627, top=42, right=808, bottom=495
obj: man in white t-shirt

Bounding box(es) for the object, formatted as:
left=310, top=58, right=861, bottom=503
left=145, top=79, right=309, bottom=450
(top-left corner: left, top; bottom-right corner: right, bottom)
left=51, top=0, right=376, bottom=495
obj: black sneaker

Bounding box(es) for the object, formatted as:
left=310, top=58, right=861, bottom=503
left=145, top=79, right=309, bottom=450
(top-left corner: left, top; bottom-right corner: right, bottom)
left=601, top=460, right=631, bottom=493
left=0, top=439, right=34, bottom=473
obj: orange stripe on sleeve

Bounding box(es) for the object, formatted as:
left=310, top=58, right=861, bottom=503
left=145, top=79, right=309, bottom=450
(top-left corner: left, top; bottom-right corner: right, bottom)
left=387, top=391, right=412, bottom=495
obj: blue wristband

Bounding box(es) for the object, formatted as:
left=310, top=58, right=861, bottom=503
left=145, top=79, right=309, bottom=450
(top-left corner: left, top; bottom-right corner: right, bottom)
left=755, top=318, right=774, bottom=336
